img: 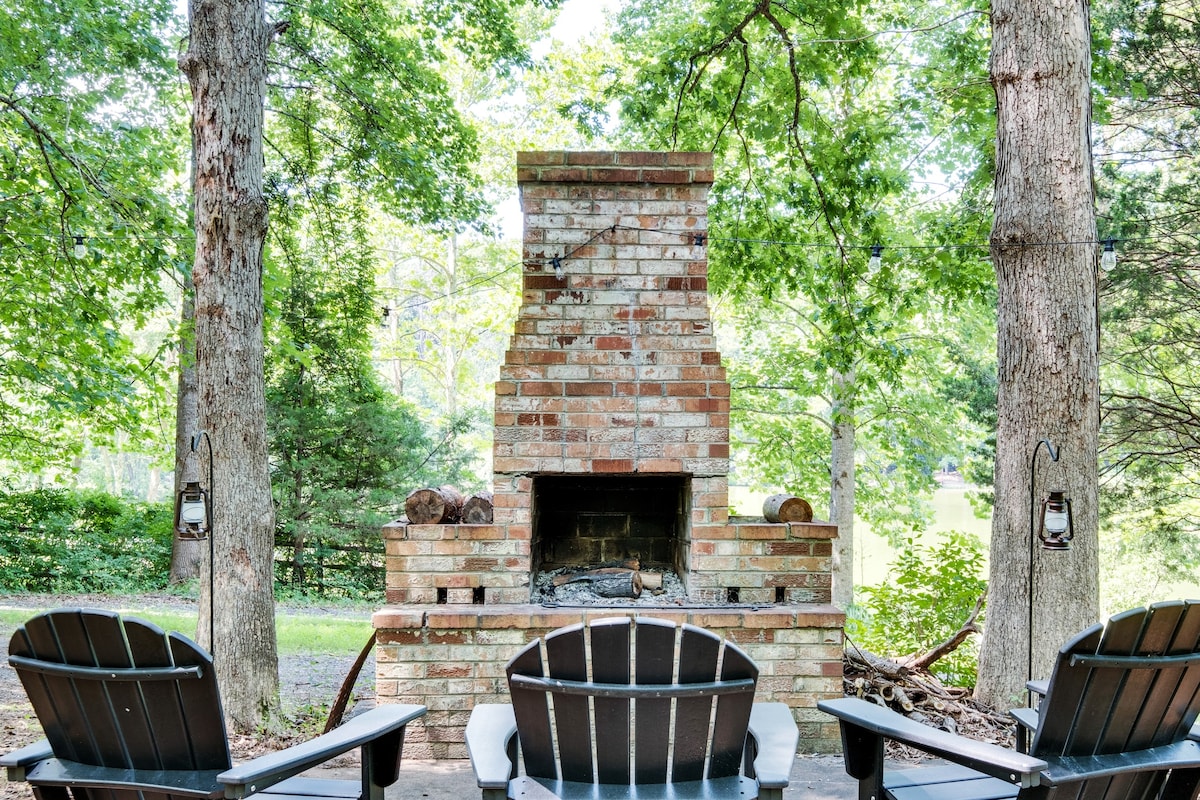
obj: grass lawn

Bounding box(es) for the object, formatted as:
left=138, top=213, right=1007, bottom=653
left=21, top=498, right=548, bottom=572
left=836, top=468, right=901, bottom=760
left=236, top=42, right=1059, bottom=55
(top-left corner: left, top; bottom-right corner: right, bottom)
left=0, top=605, right=372, bottom=655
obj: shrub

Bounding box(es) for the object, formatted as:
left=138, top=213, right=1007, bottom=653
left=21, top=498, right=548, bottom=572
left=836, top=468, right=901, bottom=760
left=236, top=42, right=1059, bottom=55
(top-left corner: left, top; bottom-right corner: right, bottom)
left=0, top=489, right=172, bottom=593
left=848, top=531, right=988, bottom=687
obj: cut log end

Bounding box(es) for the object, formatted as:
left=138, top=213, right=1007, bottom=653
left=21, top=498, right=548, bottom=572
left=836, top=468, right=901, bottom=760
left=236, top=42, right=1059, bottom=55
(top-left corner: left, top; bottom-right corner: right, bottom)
left=762, top=494, right=814, bottom=523
left=462, top=491, right=494, bottom=524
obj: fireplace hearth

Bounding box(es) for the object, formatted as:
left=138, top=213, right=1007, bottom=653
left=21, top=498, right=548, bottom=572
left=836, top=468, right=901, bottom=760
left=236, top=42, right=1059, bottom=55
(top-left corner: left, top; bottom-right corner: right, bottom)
left=373, top=151, right=844, bottom=759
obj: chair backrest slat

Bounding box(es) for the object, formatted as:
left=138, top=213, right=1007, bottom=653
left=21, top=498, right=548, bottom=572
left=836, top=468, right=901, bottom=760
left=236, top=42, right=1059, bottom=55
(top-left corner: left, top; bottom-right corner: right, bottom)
left=590, top=619, right=632, bottom=784
left=508, top=639, right=557, bottom=781
left=711, top=640, right=757, bottom=779
left=545, top=625, right=593, bottom=783
left=671, top=625, right=721, bottom=783
left=507, top=618, right=758, bottom=789
left=632, top=620, right=674, bottom=784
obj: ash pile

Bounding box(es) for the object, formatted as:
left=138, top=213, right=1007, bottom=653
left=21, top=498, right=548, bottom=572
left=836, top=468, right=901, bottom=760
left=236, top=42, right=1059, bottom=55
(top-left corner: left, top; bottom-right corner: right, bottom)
left=531, top=563, right=692, bottom=606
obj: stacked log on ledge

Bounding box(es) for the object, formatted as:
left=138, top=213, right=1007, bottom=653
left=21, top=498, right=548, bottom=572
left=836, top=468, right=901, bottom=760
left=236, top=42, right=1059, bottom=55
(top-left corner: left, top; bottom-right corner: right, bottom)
left=404, top=486, right=493, bottom=524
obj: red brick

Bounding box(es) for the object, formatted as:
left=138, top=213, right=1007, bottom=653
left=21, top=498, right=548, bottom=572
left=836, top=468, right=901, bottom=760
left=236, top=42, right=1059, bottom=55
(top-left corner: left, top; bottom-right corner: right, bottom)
left=666, top=382, right=707, bottom=396
left=666, top=152, right=714, bottom=167
left=527, top=350, right=566, bottom=365
left=565, top=152, right=617, bottom=166
left=517, top=151, right=567, bottom=166
left=766, top=542, right=815, bottom=556
left=595, top=336, right=633, bottom=350
left=589, top=167, right=641, bottom=183
left=615, top=152, right=668, bottom=166
left=700, top=351, right=722, bottom=364
left=593, top=459, right=634, bottom=473
left=520, top=382, right=563, bottom=396
left=565, top=382, right=613, bottom=396
left=524, top=275, right=562, bottom=290
left=517, top=413, right=560, bottom=426
left=539, top=168, right=587, bottom=182
left=641, top=169, right=692, bottom=184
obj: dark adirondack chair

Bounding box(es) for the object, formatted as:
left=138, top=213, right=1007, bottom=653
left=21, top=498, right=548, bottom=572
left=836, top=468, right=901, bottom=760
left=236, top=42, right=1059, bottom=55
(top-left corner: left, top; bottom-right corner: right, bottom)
left=0, top=608, right=425, bottom=800
left=465, top=616, right=798, bottom=800
left=820, top=600, right=1200, bottom=800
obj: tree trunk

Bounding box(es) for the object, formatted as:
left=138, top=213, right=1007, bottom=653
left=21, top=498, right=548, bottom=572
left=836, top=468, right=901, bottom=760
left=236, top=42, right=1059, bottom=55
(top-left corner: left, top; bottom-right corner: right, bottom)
left=179, top=0, right=280, bottom=731
left=169, top=285, right=204, bottom=585
left=829, top=371, right=856, bottom=609
left=975, top=0, right=1100, bottom=708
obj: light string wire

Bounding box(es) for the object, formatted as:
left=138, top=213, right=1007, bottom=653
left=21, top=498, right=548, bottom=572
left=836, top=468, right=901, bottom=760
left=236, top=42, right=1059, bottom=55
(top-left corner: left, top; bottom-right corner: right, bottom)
left=5, top=223, right=1187, bottom=314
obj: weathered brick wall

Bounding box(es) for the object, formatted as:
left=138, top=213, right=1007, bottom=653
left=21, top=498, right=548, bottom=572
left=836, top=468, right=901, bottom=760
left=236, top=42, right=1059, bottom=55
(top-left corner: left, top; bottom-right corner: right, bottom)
left=493, top=152, right=728, bottom=563
left=373, top=606, right=846, bottom=759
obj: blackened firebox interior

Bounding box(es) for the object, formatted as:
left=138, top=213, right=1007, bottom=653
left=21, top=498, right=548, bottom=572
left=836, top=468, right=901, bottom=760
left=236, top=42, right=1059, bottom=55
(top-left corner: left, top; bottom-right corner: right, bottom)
left=531, top=475, right=690, bottom=575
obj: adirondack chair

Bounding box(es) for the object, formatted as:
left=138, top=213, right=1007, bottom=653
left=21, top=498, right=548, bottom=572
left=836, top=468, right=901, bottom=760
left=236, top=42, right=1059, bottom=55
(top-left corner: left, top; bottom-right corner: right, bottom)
left=820, top=600, right=1200, bottom=800
left=465, top=617, right=799, bottom=800
left=0, top=608, right=425, bottom=800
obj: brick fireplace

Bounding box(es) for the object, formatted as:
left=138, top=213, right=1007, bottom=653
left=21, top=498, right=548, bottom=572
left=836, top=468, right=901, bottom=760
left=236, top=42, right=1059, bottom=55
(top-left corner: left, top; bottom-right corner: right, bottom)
left=373, top=151, right=845, bottom=758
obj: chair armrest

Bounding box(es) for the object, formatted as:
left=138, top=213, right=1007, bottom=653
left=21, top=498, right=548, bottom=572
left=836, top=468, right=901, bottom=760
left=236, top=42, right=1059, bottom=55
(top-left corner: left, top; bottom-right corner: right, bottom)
left=1010, top=707, right=1039, bottom=754
left=1, top=738, right=54, bottom=780
left=1040, top=740, right=1200, bottom=786
left=466, top=704, right=518, bottom=797
left=746, top=703, right=798, bottom=791
left=819, top=697, right=1047, bottom=788
left=1026, top=679, right=1048, bottom=698
left=218, top=704, right=425, bottom=798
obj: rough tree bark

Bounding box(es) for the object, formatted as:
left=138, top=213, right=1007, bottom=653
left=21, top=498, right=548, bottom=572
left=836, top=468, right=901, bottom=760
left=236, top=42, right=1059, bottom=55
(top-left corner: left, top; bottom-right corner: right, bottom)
left=975, top=0, right=1100, bottom=708
left=178, top=0, right=281, bottom=729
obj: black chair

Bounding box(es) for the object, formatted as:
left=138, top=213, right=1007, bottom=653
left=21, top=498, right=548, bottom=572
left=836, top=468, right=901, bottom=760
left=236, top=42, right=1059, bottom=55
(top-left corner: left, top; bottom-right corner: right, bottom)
left=465, top=616, right=798, bottom=800
left=1, top=608, right=425, bottom=800
left=821, top=600, right=1200, bottom=800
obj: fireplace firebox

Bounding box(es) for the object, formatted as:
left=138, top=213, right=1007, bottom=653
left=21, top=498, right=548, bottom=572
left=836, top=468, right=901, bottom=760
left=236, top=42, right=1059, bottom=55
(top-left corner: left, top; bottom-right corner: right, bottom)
left=531, top=474, right=688, bottom=575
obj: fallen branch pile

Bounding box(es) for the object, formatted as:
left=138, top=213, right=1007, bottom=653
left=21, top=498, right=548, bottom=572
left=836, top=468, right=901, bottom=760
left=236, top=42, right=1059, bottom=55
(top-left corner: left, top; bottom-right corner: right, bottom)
left=843, top=645, right=1015, bottom=758
left=841, top=598, right=1015, bottom=758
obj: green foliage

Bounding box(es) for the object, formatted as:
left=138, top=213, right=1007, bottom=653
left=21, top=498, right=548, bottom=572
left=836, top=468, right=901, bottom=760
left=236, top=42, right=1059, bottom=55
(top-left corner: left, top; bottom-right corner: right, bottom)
left=0, top=489, right=172, bottom=593
left=0, top=0, right=187, bottom=469
left=265, top=195, right=474, bottom=600
left=849, top=532, right=987, bottom=686
left=608, top=0, right=998, bottom=532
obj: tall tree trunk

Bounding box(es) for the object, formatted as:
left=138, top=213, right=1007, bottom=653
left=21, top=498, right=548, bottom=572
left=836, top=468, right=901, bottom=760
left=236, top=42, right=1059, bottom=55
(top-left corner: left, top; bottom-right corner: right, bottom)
left=829, top=370, right=855, bottom=609
left=975, top=0, right=1100, bottom=708
left=170, top=287, right=204, bottom=585
left=179, top=0, right=280, bottom=730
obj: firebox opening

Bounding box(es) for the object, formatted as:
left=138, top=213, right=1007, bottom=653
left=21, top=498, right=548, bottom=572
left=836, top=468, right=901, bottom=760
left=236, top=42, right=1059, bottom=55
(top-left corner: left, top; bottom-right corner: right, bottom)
left=531, top=474, right=690, bottom=584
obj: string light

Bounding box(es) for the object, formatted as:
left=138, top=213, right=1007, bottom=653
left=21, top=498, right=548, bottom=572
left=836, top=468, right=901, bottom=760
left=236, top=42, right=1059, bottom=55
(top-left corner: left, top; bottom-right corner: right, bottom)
left=73, top=236, right=86, bottom=259
left=868, top=244, right=883, bottom=271
left=551, top=256, right=564, bottom=281
left=1101, top=239, right=1117, bottom=271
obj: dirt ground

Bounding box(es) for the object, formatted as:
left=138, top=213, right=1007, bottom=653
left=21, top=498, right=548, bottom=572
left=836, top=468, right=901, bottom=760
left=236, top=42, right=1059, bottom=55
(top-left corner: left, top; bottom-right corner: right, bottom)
left=0, top=594, right=377, bottom=799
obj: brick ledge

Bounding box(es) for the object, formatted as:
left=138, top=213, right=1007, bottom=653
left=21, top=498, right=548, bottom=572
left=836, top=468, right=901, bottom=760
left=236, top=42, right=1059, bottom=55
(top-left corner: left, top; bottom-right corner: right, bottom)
left=373, top=604, right=844, bottom=631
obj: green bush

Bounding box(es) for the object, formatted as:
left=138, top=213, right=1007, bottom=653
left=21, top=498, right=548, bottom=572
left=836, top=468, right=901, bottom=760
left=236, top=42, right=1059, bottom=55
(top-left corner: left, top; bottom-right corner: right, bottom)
left=848, top=531, right=988, bottom=687
left=0, top=489, right=173, bottom=593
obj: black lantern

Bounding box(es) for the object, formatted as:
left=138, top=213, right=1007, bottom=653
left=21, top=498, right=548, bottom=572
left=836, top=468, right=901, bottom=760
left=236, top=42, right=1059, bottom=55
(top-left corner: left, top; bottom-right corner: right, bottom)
left=1038, top=489, right=1074, bottom=550
left=174, top=480, right=210, bottom=539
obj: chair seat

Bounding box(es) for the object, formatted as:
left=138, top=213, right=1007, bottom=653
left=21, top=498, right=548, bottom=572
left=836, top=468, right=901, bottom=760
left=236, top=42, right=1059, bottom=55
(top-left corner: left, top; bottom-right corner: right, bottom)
left=259, top=777, right=363, bottom=800
left=885, top=765, right=1018, bottom=800
left=510, top=774, right=758, bottom=800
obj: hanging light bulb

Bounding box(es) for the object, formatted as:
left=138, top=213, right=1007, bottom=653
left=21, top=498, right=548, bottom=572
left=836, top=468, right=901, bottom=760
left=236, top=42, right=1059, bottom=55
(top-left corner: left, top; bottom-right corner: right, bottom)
left=552, top=257, right=564, bottom=281
left=73, top=236, right=86, bottom=259
left=868, top=245, right=883, bottom=272
left=1100, top=239, right=1117, bottom=271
